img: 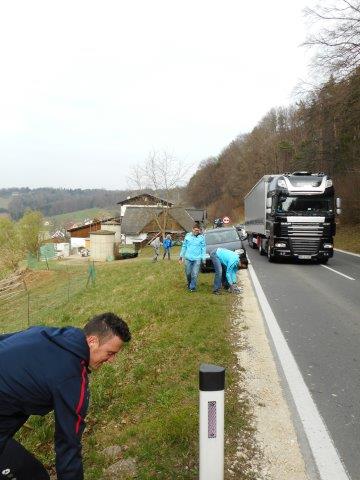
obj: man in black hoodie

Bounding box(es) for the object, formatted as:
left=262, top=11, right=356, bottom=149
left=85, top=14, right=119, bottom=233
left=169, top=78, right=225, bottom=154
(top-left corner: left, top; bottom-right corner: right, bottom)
left=0, top=312, right=131, bottom=480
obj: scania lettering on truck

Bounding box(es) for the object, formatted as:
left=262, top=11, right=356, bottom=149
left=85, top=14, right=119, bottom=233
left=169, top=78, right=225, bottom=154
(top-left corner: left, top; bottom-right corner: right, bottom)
left=244, top=172, right=341, bottom=263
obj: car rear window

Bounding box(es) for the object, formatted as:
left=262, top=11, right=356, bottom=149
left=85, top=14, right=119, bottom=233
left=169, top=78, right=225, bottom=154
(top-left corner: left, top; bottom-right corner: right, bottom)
left=205, top=229, right=239, bottom=245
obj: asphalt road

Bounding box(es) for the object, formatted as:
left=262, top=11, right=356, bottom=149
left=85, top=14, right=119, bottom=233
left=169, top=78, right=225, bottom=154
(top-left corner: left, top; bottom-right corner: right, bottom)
left=246, top=247, right=360, bottom=480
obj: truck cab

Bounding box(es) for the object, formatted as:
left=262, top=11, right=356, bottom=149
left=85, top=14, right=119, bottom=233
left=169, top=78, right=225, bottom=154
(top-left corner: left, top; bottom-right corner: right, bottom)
left=245, top=172, right=340, bottom=263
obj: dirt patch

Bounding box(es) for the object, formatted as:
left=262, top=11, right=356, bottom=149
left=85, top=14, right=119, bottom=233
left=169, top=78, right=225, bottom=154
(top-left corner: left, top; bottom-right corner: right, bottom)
left=231, top=270, right=309, bottom=480
left=22, top=269, right=55, bottom=286
left=144, top=274, right=156, bottom=282
left=0, top=269, right=55, bottom=293
left=56, top=255, right=90, bottom=265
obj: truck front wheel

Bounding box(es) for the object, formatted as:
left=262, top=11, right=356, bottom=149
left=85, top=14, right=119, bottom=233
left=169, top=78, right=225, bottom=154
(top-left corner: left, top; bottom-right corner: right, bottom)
left=267, top=245, right=275, bottom=263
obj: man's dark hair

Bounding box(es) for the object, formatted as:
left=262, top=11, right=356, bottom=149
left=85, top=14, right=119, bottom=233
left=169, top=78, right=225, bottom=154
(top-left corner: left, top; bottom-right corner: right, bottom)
left=84, top=312, right=131, bottom=343
left=239, top=258, right=249, bottom=269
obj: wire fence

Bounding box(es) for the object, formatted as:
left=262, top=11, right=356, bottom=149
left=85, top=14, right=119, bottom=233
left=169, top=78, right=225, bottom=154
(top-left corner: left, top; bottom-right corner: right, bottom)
left=0, top=260, right=97, bottom=334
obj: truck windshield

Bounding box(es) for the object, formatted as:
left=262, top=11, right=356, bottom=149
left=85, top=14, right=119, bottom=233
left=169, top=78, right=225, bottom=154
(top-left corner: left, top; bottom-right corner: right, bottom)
left=276, top=196, right=333, bottom=214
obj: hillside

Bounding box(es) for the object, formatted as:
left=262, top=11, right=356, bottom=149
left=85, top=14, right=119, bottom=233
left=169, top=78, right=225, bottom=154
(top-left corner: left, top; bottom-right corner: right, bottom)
left=0, top=187, right=186, bottom=221
left=187, top=70, right=360, bottom=225
left=48, top=207, right=118, bottom=229
left=0, top=197, right=10, bottom=209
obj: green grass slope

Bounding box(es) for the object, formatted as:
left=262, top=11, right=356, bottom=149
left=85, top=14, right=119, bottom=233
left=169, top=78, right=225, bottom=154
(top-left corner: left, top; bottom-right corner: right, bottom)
left=48, top=207, right=118, bottom=226
left=4, top=249, right=253, bottom=479
left=335, top=224, right=360, bottom=253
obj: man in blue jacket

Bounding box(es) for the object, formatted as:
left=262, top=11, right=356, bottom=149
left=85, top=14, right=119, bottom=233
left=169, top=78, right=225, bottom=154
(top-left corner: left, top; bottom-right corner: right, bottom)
left=0, top=312, right=131, bottom=480
left=179, top=224, right=206, bottom=292
left=210, top=247, right=246, bottom=294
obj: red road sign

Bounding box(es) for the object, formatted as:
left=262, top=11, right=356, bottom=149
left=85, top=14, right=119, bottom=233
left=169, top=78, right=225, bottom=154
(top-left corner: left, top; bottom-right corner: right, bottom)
left=222, top=216, right=230, bottom=224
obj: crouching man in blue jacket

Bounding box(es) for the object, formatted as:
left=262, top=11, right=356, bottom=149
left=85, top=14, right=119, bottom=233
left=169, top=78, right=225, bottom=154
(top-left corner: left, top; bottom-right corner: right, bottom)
left=0, top=312, right=131, bottom=480
left=210, top=247, right=247, bottom=295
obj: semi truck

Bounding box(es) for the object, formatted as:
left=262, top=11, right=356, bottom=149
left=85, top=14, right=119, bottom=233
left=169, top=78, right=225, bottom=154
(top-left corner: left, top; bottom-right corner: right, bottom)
left=244, top=172, right=341, bottom=263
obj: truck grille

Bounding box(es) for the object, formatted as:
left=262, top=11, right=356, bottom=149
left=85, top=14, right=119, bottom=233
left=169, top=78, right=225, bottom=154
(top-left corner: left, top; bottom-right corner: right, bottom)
left=280, top=223, right=325, bottom=256
left=280, top=223, right=324, bottom=237
left=290, top=238, right=320, bottom=255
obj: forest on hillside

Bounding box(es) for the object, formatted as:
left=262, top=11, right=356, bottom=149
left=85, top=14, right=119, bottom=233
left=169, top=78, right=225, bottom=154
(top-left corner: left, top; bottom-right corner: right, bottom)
left=0, top=188, right=128, bottom=220
left=186, top=2, right=360, bottom=225
left=0, top=187, right=185, bottom=221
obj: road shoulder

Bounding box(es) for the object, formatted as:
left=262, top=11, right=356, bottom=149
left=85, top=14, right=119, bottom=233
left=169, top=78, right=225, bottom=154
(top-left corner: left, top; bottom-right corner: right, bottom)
left=234, top=269, right=309, bottom=480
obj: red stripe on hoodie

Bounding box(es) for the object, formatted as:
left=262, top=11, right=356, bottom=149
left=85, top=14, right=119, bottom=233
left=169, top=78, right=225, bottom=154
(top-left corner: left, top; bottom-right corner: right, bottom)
left=75, top=361, right=87, bottom=434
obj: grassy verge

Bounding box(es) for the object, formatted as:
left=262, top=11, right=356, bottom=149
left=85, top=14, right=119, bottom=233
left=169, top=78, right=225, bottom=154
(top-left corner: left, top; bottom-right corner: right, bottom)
left=335, top=224, right=360, bottom=253
left=0, top=267, right=11, bottom=281
left=11, top=247, right=253, bottom=479
left=0, top=262, right=90, bottom=332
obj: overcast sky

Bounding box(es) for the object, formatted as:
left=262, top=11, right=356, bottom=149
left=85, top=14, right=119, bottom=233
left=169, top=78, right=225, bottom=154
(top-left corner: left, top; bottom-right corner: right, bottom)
left=0, top=0, right=319, bottom=190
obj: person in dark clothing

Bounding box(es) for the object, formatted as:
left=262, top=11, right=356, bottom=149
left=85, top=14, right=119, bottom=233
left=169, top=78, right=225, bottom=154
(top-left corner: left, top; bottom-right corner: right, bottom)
left=0, top=439, right=49, bottom=479
left=0, top=312, right=131, bottom=480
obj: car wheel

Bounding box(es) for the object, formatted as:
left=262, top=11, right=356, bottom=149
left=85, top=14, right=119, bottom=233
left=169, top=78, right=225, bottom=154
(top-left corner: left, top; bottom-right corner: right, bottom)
left=248, top=235, right=255, bottom=249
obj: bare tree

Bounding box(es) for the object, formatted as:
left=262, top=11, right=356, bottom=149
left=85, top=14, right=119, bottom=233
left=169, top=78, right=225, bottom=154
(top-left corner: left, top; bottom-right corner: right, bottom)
left=304, top=0, right=360, bottom=79
left=128, top=151, right=191, bottom=237
left=129, top=150, right=189, bottom=191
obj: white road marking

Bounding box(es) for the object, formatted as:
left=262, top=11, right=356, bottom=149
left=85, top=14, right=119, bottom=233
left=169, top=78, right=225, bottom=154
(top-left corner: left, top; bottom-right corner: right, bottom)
left=335, top=248, right=360, bottom=258
left=321, top=265, right=355, bottom=281
left=248, top=264, right=350, bottom=480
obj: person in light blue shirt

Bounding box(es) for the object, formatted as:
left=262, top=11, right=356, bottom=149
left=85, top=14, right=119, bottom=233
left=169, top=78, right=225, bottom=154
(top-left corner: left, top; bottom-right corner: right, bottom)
left=179, top=225, right=206, bottom=291
left=210, top=247, right=244, bottom=295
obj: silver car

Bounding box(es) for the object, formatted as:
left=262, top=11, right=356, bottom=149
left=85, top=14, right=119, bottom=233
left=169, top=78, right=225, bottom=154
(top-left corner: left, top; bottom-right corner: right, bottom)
left=201, top=226, right=248, bottom=272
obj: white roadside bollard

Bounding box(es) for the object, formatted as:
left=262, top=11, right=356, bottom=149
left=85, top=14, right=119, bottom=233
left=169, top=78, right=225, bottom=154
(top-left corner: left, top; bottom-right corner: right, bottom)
left=199, top=363, right=225, bottom=480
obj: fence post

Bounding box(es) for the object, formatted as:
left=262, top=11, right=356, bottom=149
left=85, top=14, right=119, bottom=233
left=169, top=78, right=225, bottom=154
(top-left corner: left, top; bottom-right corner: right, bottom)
left=23, top=280, right=30, bottom=327
left=66, top=266, right=70, bottom=302
left=199, top=363, right=225, bottom=480
left=87, top=261, right=96, bottom=287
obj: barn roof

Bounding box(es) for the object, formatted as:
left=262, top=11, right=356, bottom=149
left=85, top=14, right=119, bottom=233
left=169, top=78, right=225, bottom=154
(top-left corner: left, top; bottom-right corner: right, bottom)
left=117, top=193, right=173, bottom=206
left=185, top=208, right=206, bottom=222
left=122, top=205, right=206, bottom=235
left=67, top=217, right=118, bottom=233
left=121, top=207, right=163, bottom=235
left=168, top=207, right=194, bottom=232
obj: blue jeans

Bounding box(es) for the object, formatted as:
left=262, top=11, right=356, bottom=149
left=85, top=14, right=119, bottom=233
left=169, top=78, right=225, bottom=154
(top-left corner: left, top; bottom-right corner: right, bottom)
left=185, top=259, right=201, bottom=291
left=210, top=250, right=229, bottom=291
left=163, top=248, right=171, bottom=260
